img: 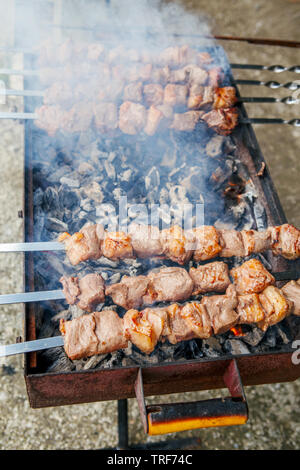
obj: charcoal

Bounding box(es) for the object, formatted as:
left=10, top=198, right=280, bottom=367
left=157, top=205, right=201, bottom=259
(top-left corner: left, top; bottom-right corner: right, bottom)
left=206, top=135, right=225, bottom=158
left=46, top=350, right=75, bottom=372
left=59, top=187, right=80, bottom=210
left=82, top=182, right=104, bottom=203
left=42, top=187, right=60, bottom=213
left=78, top=161, right=95, bottom=175
left=264, top=327, right=277, bottom=348
left=60, top=176, right=80, bottom=188
left=47, top=166, right=71, bottom=184
left=275, top=322, right=293, bottom=345
left=44, top=217, right=68, bottom=232
left=202, top=337, right=223, bottom=358
left=240, top=327, right=266, bottom=347
left=224, top=339, right=250, bottom=355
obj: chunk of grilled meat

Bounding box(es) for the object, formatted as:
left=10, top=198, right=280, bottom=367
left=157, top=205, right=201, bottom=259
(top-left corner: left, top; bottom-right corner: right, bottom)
left=123, top=308, right=163, bottom=354
left=202, top=108, right=239, bottom=135
left=105, top=275, right=149, bottom=310
left=191, top=226, right=222, bottom=261
left=258, top=286, right=293, bottom=331
left=160, top=225, right=194, bottom=264
left=213, top=87, right=237, bottom=109
left=102, top=231, right=133, bottom=260
left=270, top=224, right=300, bottom=260
left=58, top=224, right=104, bottom=265
left=201, top=284, right=239, bottom=335
left=189, top=261, right=230, bottom=295
left=60, top=273, right=105, bottom=312
left=143, top=267, right=194, bottom=305
left=143, top=84, right=164, bottom=106
left=170, top=111, right=203, bottom=131
left=230, top=259, right=275, bottom=295
left=282, top=279, right=300, bottom=316
left=60, top=310, right=128, bottom=360
left=119, top=101, right=147, bottom=135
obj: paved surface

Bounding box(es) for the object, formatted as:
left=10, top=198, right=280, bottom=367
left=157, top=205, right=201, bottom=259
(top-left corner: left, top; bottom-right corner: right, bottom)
left=0, top=0, right=299, bottom=450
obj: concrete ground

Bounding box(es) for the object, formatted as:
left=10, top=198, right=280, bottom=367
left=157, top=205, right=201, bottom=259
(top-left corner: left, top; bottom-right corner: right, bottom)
left=0, top=0, right=299, bottom=450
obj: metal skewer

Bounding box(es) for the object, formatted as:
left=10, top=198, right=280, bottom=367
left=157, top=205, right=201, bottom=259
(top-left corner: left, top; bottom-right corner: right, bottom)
left=0, top=335, right=64, bottom=358
left=240, top=118, right=300, bottom=127
left=0, top=271, right=297, bottom=307
left=231, top=64, right=300, bottom=73
left=235, top=79, right=300, bottom=91
left=1, top=87, right=299, bottom=105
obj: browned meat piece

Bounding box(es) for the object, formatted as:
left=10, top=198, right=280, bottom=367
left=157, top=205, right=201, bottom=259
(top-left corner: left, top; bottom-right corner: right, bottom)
left=102, top=231, right=133, bottom=260
left=208, top=67, right=224, bottom=87
left=160, top=225, right=194, bottom=264
left=64, top=102, right=94, bottom=134
left=169, top=67, right=189, bottom=83
left=191, top=226, right=222, bottom=261
left=164, top=84, right=188, bottom=107
left=151, top=66, right=171, bottom=84
left=143, top=267, right=194, bottom=305
left=142, top=307, right=171, bottom=337
left=189, top=262, right=230, bottom=295
left=144, top=106, right=164, bottom=136
left=119, top=101, right=147, bottom=135
left=35, top=105, right=69, bottom=136
left=105, top=275, right=149, bottom=310
left=231, top=259, right=275, bottom=295
left=201, top=284, right=239, bottom=335
left=139, top=63, right=153, bottom=81
left=167, top=46, right=195, bottom=65
left=167, top=304, right=196, bottom=344
left=60, top=310, right=127, bottom=360
left=128, top=223, right=163, bottom=258
left=187, top=84, right=204, bottom=110
left=186, top=65, right=208, bottom=85
left=93, top=102, right=118, bottom=132
left=270, top=224, right=300, bottom=260
left=87, top=43, right=105, bottom=61
left=170, top=111, right=202, bottom=131
left=43, top=82, right=73, bottom=107
left=159, top=46, right=182, bottom=67
left=237, top=294, right=266, bottom=324
left=241, top=229, right=273, bottom=256
left=143, top=84, right=164, bottom=106
left=60, top=276, right=80, bottom=305
left=180, top=302, right=212, bottom=339
left=59, top=224, right=104, bottom=266
left=202, top=108, right=239, bottom=135
left=107, top=45, right=126, bottom=64
left=201, top=86, right=215, bottom=107
left=123, top=309, right=162, bottom=354
left=282, top=279, right=300, bottom=316
left=123, top=82, right=143, bottom=102
left=213, top=87, right=237, bottom=109
left=156, top=104, right=174, bottom=123
left=258, top=286, right=292, bottom=331
left=77, top=273, right=105, bottom=312
left=218, top=229, right=245, bottom=257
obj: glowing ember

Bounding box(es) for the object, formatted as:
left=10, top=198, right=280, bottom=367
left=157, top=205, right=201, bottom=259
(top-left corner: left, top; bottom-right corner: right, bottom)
left=230, top=326, right=246, bottom=337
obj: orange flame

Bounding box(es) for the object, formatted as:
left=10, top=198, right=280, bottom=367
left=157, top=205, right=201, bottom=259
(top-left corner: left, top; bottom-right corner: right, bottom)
left=230, top=326, right=246, bottom=337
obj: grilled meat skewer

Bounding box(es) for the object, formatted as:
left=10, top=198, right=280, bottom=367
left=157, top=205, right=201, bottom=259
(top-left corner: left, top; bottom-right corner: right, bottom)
left=58, top=223, right=300, bottom=266
left=60, top=259, right=274, bottom=312
left=59, top=277, right=300, bottom=359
